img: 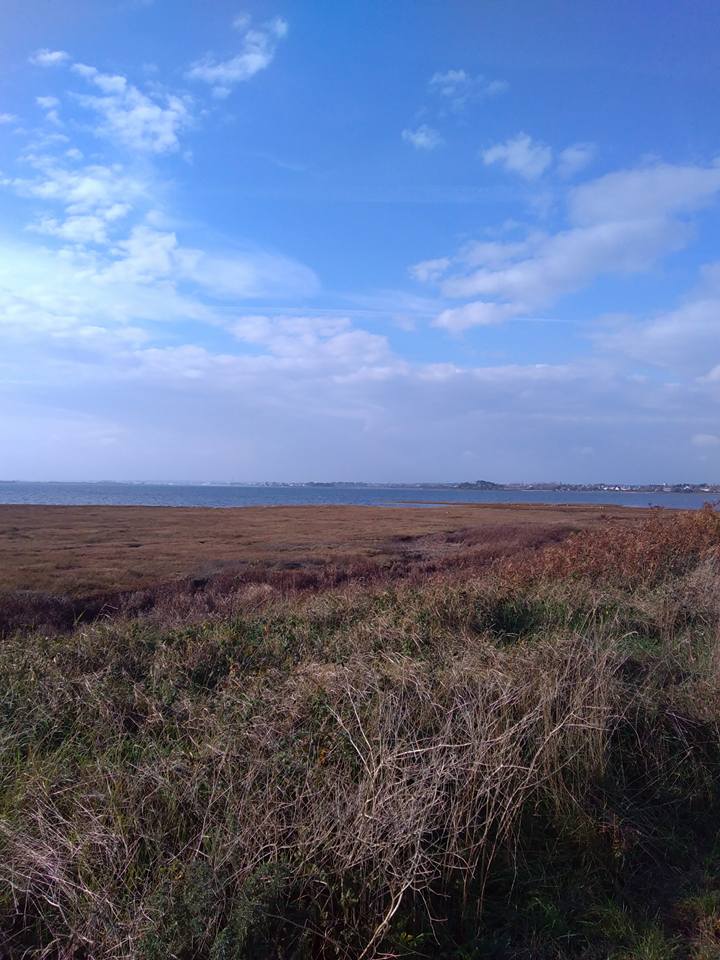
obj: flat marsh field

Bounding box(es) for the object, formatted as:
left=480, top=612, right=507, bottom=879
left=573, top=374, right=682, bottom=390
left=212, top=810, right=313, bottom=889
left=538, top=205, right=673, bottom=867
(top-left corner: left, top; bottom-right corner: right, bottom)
left=0, top=501, right=648, bottom=594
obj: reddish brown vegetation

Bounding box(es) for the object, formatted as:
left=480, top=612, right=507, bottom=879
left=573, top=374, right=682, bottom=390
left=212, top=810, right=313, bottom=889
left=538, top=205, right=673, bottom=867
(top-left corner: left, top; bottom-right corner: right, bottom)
left=0, top=503, right=647, bottom=636
left=499, top=503, right=720, bottom=587
left=0, top=502, right=646, bottom=594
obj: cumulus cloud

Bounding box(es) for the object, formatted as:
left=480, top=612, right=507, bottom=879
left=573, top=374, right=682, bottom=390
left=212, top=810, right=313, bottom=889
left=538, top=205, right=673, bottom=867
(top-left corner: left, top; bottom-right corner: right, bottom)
left=29, top=213, right=115, bottom=245
left=429, top=69, right=508, bottom=110
left=71, top=63, right=191, bottom=153
left=7, top=160, right=147, bottom=225
left=0, top=112, right=17, bottom=124
left=1, top=42, right=318, bottom=364
left=29, top=49, right=70, bottom=66
left=187, top=15, right=288, bottom=97
left=482, top=132, right=553, bottom=180
left=482, top=135, right=597, bottom=181
left=401, top=125, right=443, bottom=151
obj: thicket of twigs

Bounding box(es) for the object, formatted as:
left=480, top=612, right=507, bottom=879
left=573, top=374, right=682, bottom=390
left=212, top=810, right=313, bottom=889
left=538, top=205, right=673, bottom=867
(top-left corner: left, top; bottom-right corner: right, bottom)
left=2, top=507, right=720, bottom=958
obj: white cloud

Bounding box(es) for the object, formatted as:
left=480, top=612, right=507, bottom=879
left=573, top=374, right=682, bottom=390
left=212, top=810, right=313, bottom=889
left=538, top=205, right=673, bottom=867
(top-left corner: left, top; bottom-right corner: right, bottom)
left=569, top=162, right=720, bottom=224
left=435, top=301, right=519, bottom=331
left=36, top=95, right=60, bottom=109
left=36, top=94, right=62, bottom=126
left=401, top=125, right=443, bottom=151
left=29, top=49, right=70, bottom=67
left=71, top=63, right=191, bottom=153
left=1, top=233, right=716, bottom=481
left=7, top=160, right=147, bottom=223
left=232, top=12, right=251, bottom=30
left=105, top=225, right=179, bottom=282
left=601, top=299, right=720, bottom=374
left=0, top=240, right=173, bottom=344
left=10, top=327, right=694, bottom=483
left=231, top=314, right=390, bottom=370
left=440, top=219, right=683, bottom=303
left=692, top=433, right=720, bottom=447
left=103, top=225, right=319, bottom=299
left=187, top=15, right=288, bottom=97
left=482, top=132, right=552, bottom=180
left=557, top=142, right=596, bottom=178
left=429, top=69, right=508, bottom=110
left=182, top=249, right=319, bottom=300
left=29, top=214, right=113, bottom=245
left=482, top=136, right=598, bottom=181
left=0, top=112, right=17, bottom=124
left=72, top=63, right=127, bottom=94
left=413, top=159, right=720, bottom=331
left=595, top=267, right=720, bottom=377
left=409, top=257, right=450, bottom=283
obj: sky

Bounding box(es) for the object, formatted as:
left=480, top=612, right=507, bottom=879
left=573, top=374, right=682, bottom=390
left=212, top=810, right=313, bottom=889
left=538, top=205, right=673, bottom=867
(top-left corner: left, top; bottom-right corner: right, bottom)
left=1, top=0, right=720, bottom=483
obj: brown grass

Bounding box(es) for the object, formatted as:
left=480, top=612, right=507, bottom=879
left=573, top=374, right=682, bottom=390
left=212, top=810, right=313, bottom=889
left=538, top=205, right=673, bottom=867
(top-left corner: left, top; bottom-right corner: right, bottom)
left=0, top=502, right=648, bottom=595
left=0, top=503, right=652, bottom=638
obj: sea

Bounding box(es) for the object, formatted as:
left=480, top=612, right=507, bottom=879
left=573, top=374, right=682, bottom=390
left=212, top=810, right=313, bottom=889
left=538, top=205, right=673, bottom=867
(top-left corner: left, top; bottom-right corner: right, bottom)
left=0, top=481, right=714, bottom=510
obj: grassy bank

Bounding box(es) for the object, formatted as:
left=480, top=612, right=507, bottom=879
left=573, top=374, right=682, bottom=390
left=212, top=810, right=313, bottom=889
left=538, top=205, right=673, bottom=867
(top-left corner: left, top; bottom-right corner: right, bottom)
left=2, top=508, right=720, bottom=958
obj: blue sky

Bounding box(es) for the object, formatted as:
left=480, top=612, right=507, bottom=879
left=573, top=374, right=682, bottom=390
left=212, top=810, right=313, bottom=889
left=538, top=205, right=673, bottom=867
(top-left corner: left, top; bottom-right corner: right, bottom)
left=1, top=0, right=720, bottom=482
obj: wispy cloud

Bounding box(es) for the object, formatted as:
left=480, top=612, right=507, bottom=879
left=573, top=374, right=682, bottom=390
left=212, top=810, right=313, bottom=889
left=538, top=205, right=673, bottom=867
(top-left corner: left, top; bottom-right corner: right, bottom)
left=411, top=160, right=720, bottom=331
left=569, top=162, right=720, bottom=223
left=692, top=433, right=720, bottom=447
left=595, top=259, right=720, bottom=376
left=409, top=257, right=450, bottom=283
left=429, top=69, right=508, bottom=111
left=401, top=124, right=443, bottom=151
left=187, top=15, right=288, bottom=98
left=557, top=142, right=596, bottom=178
left=482, top=132, right=552, bottom=180
left=29, top=49, right=70, bottom=67
left=0, top=112, right=17, bottom=124
left=36, top=95, right=62, bottom=126
left=71, top=63, right=191, bottom=153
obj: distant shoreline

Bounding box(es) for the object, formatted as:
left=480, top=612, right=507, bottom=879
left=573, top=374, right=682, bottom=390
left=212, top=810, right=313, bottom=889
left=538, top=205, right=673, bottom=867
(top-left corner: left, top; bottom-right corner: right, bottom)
left=0, top=481, right=714, bottom=511
left=1, top=479, right=718, bottom=494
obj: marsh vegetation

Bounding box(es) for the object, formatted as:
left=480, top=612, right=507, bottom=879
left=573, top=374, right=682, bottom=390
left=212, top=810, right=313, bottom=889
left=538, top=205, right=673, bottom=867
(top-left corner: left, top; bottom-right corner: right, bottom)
left=2, top=507, right=720, bottom=958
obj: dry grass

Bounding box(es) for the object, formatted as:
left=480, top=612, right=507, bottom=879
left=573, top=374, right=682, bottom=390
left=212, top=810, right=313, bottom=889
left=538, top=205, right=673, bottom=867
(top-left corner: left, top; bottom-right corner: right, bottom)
left=1, top=508, right=720, bottom=958
left=0, top=502, right=647, bottom=594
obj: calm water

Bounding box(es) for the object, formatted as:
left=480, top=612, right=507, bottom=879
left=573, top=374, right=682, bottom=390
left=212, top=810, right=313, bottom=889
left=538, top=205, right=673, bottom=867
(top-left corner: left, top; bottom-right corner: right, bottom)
left=0, top=482, right=713, bottom=510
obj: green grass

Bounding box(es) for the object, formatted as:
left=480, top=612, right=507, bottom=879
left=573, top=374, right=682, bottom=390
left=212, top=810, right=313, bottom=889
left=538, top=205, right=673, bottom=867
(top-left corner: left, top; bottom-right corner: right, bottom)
left=2, top=509, right=720, bottom=958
